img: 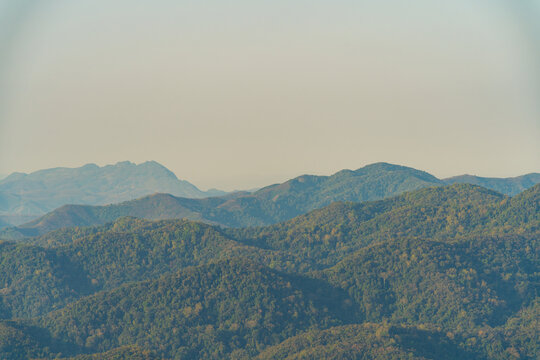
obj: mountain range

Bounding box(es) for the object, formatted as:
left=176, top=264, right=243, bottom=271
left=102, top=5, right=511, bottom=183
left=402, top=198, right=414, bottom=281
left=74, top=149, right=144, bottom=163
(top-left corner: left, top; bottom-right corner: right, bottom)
left=0, top=161, right=225, bottom=227
left=444, top=173, right=540, bottom=196
left=0, top=183, right=538, bottom=359
left=2, top=162, right=538, bottom=238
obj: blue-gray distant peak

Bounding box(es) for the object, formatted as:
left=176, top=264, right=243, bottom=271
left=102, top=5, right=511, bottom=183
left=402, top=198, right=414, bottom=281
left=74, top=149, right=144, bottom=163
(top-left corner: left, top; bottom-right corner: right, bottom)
left=0, top=161, right=225, bottom=226
left=4, top=161, right=449, bottom=235
left=444, top=173, right=540, bottom=196
left=2, top=162, right=538, bottom=234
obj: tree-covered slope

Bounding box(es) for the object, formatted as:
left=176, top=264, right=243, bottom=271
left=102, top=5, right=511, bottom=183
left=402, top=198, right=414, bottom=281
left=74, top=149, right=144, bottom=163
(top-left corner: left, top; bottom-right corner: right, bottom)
left=444, top=173, right=540, bottom=196
left=0, top=320, right=77, bottom=360
left=39, top=258, right=357, bottom=359
left=478, top=299, right=539, bottom=359
left=61, top=346, right=157, bottom=360
left=248, top=162, right=444, bottom=219
left=3, top=193, right=224, bottom=238
left=490, top=183, right=540, bottom=233
left=256, top=233, right=539, bottom=360
left=2, top=184, right=537, bottom=320
left=0, top=241, right=92, bottom=319
left=0, top=183, right=537, bottom=359
left=54, top=219, right=244, bottom=291
left=256, top=323, right=480, bottom=360
left=2, top=230, right=536, bottom=359
left=0, top=217, right=298, bottom=320
left=228, top=184, right=539, bottom=271
left=319, top=234, right=538, bottom=330
left=0, top=218, right=254, bottom=318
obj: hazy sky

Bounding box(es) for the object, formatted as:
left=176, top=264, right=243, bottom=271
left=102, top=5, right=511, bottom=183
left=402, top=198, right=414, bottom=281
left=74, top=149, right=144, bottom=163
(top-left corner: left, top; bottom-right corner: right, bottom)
left=1, top=0, right=539, bottom=190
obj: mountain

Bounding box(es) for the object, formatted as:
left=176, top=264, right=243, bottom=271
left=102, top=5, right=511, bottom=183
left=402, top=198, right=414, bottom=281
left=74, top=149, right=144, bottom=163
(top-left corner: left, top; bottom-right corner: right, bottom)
left=256, top=323, right=479, bottom=360
left=257, top=306, right=540, bottom=360
left=13, top=239, right=536, bottom=359
left=38, top=258, right=355, bottom=359
left=320, top=234, right=538, bottom=329
left=0, top=183, right=538, bottom=359
left=0, top=193, right=232, bottom=238
left=444, top=173, right=540, bottom=196
left=0, top=219, right=244, bottom=318
left=0, top=161, right=226, bottom=226
left=2, top=184, right=537, bottom=320
left=4, top=163, right=539, bottom=238
left=2, top=162, right=539, bottom=234
left=228, top=183, right=539, bottom=272
left=1, top=163, right=446, bottom=237
left=250, top=162, right=444, bottom=214
left=0, top=320, right=76, bottom=360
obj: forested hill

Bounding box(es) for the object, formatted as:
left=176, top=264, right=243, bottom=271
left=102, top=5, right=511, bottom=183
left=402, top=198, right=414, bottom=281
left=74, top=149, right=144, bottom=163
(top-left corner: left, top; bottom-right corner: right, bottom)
left=444, top=173, right=540, bottom=196
left=0, top=184, right=536, bottom=320
left=39, top=258, right=356, bottom=359
left=6, top=183, right=539, bottom=254
left=0, top=182, right=538, bottom=359
left=0, top=161, right=225, bottom=227
left=2, top=162, right=538, bottom=235
left=0, top=163, right=449, bottom=237
left=226, top=183, right=539, bottom=270
left=4, top=163, right=539, bottom=239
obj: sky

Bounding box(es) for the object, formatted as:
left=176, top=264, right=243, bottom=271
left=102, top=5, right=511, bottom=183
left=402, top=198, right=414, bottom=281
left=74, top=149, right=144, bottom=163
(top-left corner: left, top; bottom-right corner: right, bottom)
left=0, top=0, right=539, bottom=191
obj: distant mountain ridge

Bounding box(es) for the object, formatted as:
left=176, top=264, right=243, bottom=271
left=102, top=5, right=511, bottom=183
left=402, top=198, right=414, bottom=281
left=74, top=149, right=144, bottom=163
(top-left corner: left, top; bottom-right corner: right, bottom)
left=0, top=161, right=225, bottom=226
left=443, top=173, right=540, bottom=196
left=1, top=162, right=538, bottom=237
left=1, top=162, right=446, bottom=237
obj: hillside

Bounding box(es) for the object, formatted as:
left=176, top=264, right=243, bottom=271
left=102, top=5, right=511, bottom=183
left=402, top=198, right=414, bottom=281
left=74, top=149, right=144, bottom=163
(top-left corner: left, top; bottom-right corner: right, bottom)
left=0, top=241, right=92, bottom=319
left=256, top=323, right=479, bottom=360
left=319, top=234, right=538, bottom=329
left=4, top=163, right=539, bottom=238
left=1, top=184, right=537, bottom=320
left=444, top=173, right=540, bottom=196
left=249, top=162, right=444, bottom=216
left=0, top=163, right=445, bottom=237
left=0, top=161, right=225, bottom=227
left=0, top=183, right=538, bottom=359
left=0, top=320, right=77, bottom=360
left=39, top=258, right=356, bottom=359
left=3, top=161, right=539, bottom=235
left=0, top=219, right=251, bottom=318
left=228, top=184, right=539, bottom=271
